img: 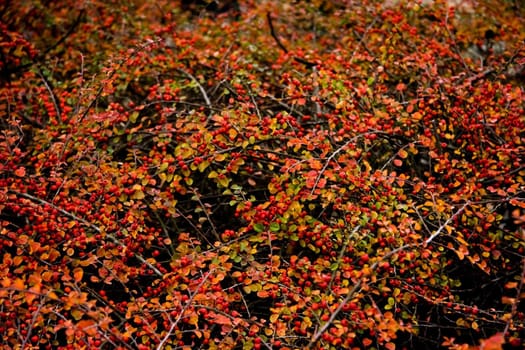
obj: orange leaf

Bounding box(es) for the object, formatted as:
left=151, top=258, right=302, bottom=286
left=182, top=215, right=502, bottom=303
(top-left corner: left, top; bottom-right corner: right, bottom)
left=362, top=338, right=373, bottom=347
left=210, top=312, right=232, bottom=326
left=77, top=319, right=98, bottom=337
left=13, top=278, right=25, bottom=290
left=479, top=333, right=504, bottom=350
left=14, top=167, right=26, bottom=177
left=257, top=290, right=270, bottom=298
left=73, top=268, right=84, bottom=282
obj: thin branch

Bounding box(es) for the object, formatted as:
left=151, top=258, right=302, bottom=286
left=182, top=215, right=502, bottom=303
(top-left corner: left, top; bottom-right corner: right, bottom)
left=41, top=10, right=86, bottom=58
left=176, top=68, right=212, bottom=110
left=266, top=12, right=288, bottom=53
left=9, top=190, right=163, bottom=277
left=424, top=201, right=470, bottom=245
left=37, top=66, right=62, bottom=122
left=156, top=270, right=214, bottom=350
left=307, top=201, right=471, bottom=347
left=190, top=188, right=220, bottom=241
left=20, top=295, right=45, bottom=349
left=266, top=12, right=317, bottom=68
left=310, top=132, right=378, bottom=195
left=327, top=225, right=361, bottom=292
left=306, top=242, right=417, bottom=348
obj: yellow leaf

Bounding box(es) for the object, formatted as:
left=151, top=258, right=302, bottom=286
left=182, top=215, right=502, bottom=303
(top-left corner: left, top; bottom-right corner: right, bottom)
left=217, top=176, right=230, bottom=188
left=13, top=256, right=23, bottom=266
left=71, top=309, right=83, bottom=320
left=25, top=290, right=37, bottom=304
left=42, top=271, right=53, bottom=282
left=131, top=184, right=145, bottom=200
left=187, top=313, right=199, bottom=326
left=47, top=291, right=59, bottom=300
left=501, top=296, right=516, bottom=305
left=159, top=172, right=167, bottom=184
left=13, top=45, right=26, bottom=57
left=412, top=111, right=423, bottom=121
left=228, top=128, right=238, bottom=140
left=215, top=153, right=227, bottom=162
left=198, top=160, right=209, bottom=172
left=505, top=282, right=518, bottom=289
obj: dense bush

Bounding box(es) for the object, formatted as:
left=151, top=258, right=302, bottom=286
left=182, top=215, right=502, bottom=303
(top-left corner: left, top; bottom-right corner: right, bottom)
left=1, top=0, right=524, bottom=349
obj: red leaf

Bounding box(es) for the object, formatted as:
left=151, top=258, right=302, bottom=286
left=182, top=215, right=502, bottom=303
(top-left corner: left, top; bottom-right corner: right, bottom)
left=14, top=167, right=26, bottom=177
left=479, top=333, right=504, bottom=350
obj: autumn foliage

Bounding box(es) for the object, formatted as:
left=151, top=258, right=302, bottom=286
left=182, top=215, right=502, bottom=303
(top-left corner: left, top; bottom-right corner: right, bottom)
left=1, top=0, right=524, bottom=349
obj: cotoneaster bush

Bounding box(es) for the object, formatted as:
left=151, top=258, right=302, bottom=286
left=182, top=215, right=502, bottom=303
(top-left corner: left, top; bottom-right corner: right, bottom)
left=0, top=0, right=524, bottom=349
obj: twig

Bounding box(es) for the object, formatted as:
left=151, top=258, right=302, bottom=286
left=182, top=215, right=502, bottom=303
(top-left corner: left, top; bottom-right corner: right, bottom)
left=443, top=8, right=471, bottom=75
left=327, top=225, right=361, bottom=292
left=41, top=10, right=86, bottom=59
left=36, top=67, right=62, bottom=122
left=266, top=12, right=317, bottom=68
left=306, top=200, right=471, bottom=347
left=190, top=188, right=220, bottom=241
left=156, top=270, right=214, bottom=350
left=20, top=295, right=45, bottom=349
left=176, top=68, right=212, bottom=110
left=266, top=12, right=288, bottom=54
left=310, top=132, right=378, bottom=195
left=9, top=190, right=163, bottom=277
left=306, top=242, right=417, bottom=348
left=424, top=201, right=470, bottom=245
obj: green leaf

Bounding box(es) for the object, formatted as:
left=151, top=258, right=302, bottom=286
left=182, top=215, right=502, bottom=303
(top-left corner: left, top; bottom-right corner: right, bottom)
left=269, top=222, right=280, bottom=232
left=253, top=223, right=265, bottom=233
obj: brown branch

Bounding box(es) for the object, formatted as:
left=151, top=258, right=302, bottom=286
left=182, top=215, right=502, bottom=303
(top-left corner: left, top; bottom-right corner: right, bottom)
left=266, top=12, right=317, bottom=68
